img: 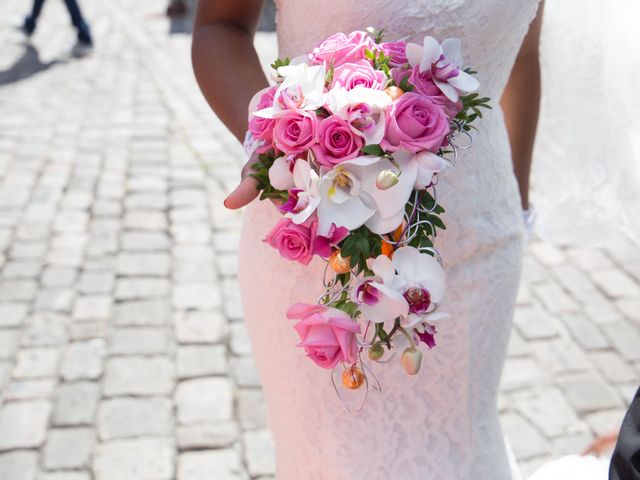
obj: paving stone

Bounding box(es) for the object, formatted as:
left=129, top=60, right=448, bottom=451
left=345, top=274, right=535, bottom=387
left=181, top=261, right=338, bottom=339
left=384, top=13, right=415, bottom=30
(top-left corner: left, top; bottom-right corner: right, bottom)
left=113, top=299, right=171, bottom=326
left=532, top=283, right=579, bottom=313
left=0, top=450, right=38, bottom=480
left=591, top=269, right=640, bottom=298
left=68, top=321, right=109, bottom=341
left=173, top=260, right=217, bottom=283
left=2, top=260, right=42, bottom=278
left=513, top=388, right=582, bottom=438
left=14, top=348, right=60, bottom=378
left=513, top=304, right=558, bottom=340
left=176, top=345, right=227, bottom=379
left=114, top=278, right=170, bottom=300
left=230, top=356, right=262, bottom=388
left=589, top=351, right=637, bottom=384
left=172, top=283, right=221, bottom=310
left=123, top=210, right=168, bottom=230
left=5, top=378, right=56, bottom=400
left=0, top=329, right=19, bottom=360
left=174, top=311, right=227, bottom=344
left=98, top=397, right=174, bottom=440
left=532, top=340, right=591, bottom=375
left=38, top=473, right=90, bottom=480
left=176, top=422, right=239, bottom=451
left=560, top=372, right=623, bottom=414
left=103, top=356, right=174, bottom=396
left=501, top=412, right=549, bottom=460
left=72, top=295, right=112, bottom=321
left=229, top=323, right=252, bottom=355
left=124, top=193, right=168, bottom=210
left=116, top=252, right=171, bottom=276
left=616, top=298, right=640, bottom=324
left=175, top=378, right=233, bottom=424
left=584, top=408, right=628, bottom=437
left=60, top=340, right=105, bottom=381
left=243, top=430, right=276, bottom=477
left=178, top=449, right=242, bottom=480
left=93, top=437, right=174, bottom=480
left=40, top=267, right=78, bottom=288
left=53, top=382, right=100, bottom=426
left=110, top=327, right=171, bottom=356
left=601, top=321, right=640, bottom=361
left=0, top=280, right=37, bottom=301
left=77, top=271, right=115, bottom=295
left=561, top=313, right=609, bottom=350
left=121, top=231, right=170, bottom=251
left=0, top=303, right=29, bottom=327
left=0, top=400, right=51, bottom=450
left=238, top=389, right=268, bottom=430
left=171, top=224, right=211, bottom=244
left=43, top=428, right=94, bottom=470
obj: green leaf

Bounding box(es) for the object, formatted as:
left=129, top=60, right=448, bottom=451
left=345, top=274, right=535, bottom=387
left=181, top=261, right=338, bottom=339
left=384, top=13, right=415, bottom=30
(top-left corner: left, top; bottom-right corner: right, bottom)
left=361, top=144, right=385, bottom=156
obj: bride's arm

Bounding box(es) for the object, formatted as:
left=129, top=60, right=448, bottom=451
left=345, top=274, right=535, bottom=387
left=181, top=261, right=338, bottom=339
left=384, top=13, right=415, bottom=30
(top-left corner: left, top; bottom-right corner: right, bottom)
left=192, top=0, right=268, bottom=209
left=501, top=1, right=545, bottom=211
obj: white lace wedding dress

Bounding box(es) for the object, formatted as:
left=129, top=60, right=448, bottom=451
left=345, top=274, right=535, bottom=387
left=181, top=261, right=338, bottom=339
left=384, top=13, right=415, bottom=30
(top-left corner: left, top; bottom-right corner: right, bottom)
left=238, top=1, right=540, bottom=478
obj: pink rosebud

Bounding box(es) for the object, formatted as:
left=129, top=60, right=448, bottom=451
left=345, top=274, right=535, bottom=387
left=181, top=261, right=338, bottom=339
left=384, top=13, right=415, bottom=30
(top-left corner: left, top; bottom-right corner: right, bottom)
left=263, top=218, right=314, bottom=265
left=380, top=92, right=450, bottom=154
left=273, top=109, right=319, bottom=156
left=311, top=115, right=364, bottom=167
left=331, top=60, right=387, bottom=91
left=401, top=347, right=423, bottom=375
left=287, top=303, right=361, bottom=369
left=309, top=31, right=375, bottom=67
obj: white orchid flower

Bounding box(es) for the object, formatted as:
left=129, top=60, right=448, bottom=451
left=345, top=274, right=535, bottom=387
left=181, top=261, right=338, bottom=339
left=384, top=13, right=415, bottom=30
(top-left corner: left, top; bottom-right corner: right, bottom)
left=284, top=159, right=321, bottom=225
left=352, top=255, right=409, bottom=329
left=316, top=154, right=417, bottom=236
left=255, top=63, right=326, bottom=118
left=413, top=151, right=449, bottom=189
left=382, top=246, right=449, bottom=328
left=268, top=156, right=295, bottom=191
left=405, top=36, right=479, bottom=102
left=327, top=86, right=392, bottom=145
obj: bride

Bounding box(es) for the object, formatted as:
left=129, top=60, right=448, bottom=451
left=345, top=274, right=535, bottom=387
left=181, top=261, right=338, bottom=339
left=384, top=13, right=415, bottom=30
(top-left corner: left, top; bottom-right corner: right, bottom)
left=192, top=1, right=542, bottom=478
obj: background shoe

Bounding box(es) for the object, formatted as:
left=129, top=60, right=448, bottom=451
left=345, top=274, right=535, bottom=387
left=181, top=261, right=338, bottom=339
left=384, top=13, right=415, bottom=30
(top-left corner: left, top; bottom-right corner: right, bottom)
left=22, top=16, right=36, bottom=36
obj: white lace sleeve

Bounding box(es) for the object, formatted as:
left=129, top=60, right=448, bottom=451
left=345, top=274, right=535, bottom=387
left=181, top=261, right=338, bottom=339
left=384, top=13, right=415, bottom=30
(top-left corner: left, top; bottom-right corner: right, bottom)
left=532, top=0, right=640, bottom=247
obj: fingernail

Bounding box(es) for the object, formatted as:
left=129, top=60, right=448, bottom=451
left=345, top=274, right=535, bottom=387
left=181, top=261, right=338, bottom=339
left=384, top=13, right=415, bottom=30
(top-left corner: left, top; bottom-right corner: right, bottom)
left=223, top=197, right=230, bottom=208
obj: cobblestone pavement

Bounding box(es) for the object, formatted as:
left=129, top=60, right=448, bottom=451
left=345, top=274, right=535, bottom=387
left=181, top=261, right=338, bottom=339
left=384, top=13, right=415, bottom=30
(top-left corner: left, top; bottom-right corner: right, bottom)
left=0, top=1, right=639, bottom=479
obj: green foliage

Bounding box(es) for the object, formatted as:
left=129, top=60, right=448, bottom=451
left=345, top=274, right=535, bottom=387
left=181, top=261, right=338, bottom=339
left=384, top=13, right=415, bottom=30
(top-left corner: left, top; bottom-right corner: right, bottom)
left=270, top=57, right=291, bottom=71
left=249, top=152, right=289, bottom=202
left=397, top=74, right=415, bottom=93
left=366, top=26, right=387, bottom=44
left=339, top=226, right=382, bottom=275
left=361, top=144, right=385, bottom=156
left=456, top=92, right=492, bottom=130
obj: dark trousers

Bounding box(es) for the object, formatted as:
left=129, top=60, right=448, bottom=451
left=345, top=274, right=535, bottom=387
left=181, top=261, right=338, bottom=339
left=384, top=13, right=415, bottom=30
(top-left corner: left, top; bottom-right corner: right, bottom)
left=610, top=387, right=640, bottom=479
left=28, top=0, right=90, bottom=35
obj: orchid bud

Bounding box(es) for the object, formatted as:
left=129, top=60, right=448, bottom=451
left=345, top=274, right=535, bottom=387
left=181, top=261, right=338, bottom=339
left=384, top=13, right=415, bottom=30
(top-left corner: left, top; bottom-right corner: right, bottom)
left=401, top=347, right=422, bottom=375
left=376, top=170, right=399, bottom=190
left=368, top=343, right=384, bottom=361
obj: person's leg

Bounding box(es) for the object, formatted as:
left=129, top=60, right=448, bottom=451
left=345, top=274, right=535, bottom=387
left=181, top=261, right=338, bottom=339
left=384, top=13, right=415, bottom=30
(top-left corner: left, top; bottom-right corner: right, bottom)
left=61, top=0, right=92, bottom=44
left=23, top=0, right=47, bottom=35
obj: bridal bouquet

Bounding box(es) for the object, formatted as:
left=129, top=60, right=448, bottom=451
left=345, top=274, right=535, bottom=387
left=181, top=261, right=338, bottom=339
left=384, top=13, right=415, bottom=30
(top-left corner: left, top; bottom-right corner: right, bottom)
left=245, top=28, right=489, bottom=405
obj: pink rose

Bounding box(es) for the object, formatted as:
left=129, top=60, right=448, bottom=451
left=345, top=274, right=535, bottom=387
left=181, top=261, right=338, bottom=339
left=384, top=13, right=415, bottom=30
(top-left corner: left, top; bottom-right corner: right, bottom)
left=264, top=218, right=314, bottom=265
left=310, top=31, right=375, bottom=67
left=311, top=115, right=364, bottom=167
left=381, top=41, right=408, bottom=67
left=273, top=110, right=318, bottom=156
left=381, top=92, right=450, bottom=154
left=287, top=303, right=361, bottom=369
left=331, top=60, right=387, bottom=91
left=248, top=86, right=277, bottom=151
left=408, top=66, right=462, bottom=117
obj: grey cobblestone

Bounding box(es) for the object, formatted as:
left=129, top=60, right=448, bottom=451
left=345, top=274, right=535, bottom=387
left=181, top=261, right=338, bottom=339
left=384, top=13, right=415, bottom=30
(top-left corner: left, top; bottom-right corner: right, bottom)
left=0, top=1, right=638, bottom=477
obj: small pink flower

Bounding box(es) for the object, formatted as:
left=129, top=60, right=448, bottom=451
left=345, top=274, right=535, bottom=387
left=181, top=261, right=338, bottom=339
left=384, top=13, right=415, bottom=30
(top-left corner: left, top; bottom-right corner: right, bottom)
left=264, top=218, right=314, bottom=265
left=248, top=86, right=277, bottom=152
left=312, top=222, right=349, bottom=258
left=287, top=303, right=361, bottom=369
left=309, top=31, right=375, bottom=67
left=381, top=92, right=450, bottom=154
left=331, top=60, right=387, bottom=91
left=273, top=109, right=319, bottom=156
left=381, top=41, right=408, bottom=67
left=311, top=115, right=364, bottom=167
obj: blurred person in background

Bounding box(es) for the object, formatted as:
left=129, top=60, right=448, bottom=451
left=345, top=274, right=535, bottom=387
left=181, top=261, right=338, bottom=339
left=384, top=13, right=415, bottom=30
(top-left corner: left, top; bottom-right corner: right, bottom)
left=22, top=0, right=93, bottom=47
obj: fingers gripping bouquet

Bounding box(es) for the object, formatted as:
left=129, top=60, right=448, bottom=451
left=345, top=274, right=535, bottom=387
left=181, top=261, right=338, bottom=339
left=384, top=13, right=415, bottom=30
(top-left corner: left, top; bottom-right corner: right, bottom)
left=245, top=28, right=490, bottom=408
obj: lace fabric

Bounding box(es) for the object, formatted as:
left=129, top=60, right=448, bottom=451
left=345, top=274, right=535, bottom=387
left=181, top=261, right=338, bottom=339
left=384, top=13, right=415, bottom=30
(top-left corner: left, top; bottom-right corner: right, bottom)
left=238, top=1, right=540, bottom=478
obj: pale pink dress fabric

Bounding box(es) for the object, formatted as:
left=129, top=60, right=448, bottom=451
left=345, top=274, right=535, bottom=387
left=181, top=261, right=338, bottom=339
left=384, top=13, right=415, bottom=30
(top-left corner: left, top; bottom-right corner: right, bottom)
left=238, top=1, right=539, bottom=478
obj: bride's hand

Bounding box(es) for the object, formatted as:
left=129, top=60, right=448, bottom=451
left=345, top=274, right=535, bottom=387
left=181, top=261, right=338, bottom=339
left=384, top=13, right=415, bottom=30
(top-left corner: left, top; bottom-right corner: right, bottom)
left=223, top=158, right=260, bottom=210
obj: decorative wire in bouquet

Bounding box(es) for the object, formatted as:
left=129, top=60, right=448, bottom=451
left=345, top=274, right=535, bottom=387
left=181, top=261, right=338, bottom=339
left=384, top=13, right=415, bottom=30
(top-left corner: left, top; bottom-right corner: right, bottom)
left=246, top=27, right=490, bottom=411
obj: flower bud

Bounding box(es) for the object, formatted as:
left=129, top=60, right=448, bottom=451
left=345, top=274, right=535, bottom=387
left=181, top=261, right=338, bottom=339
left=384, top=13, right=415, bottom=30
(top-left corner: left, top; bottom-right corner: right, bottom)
left=401, top=347, right=422, bottom=375
left=342, top=365, right=365, bottom=390
left=376, top=170, right=399, bottom=190
left=368, top=343, right=385, bottom=361
left=385, top=86, right=404, bottom=101
left=329, top=250, right=351, bottom=274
